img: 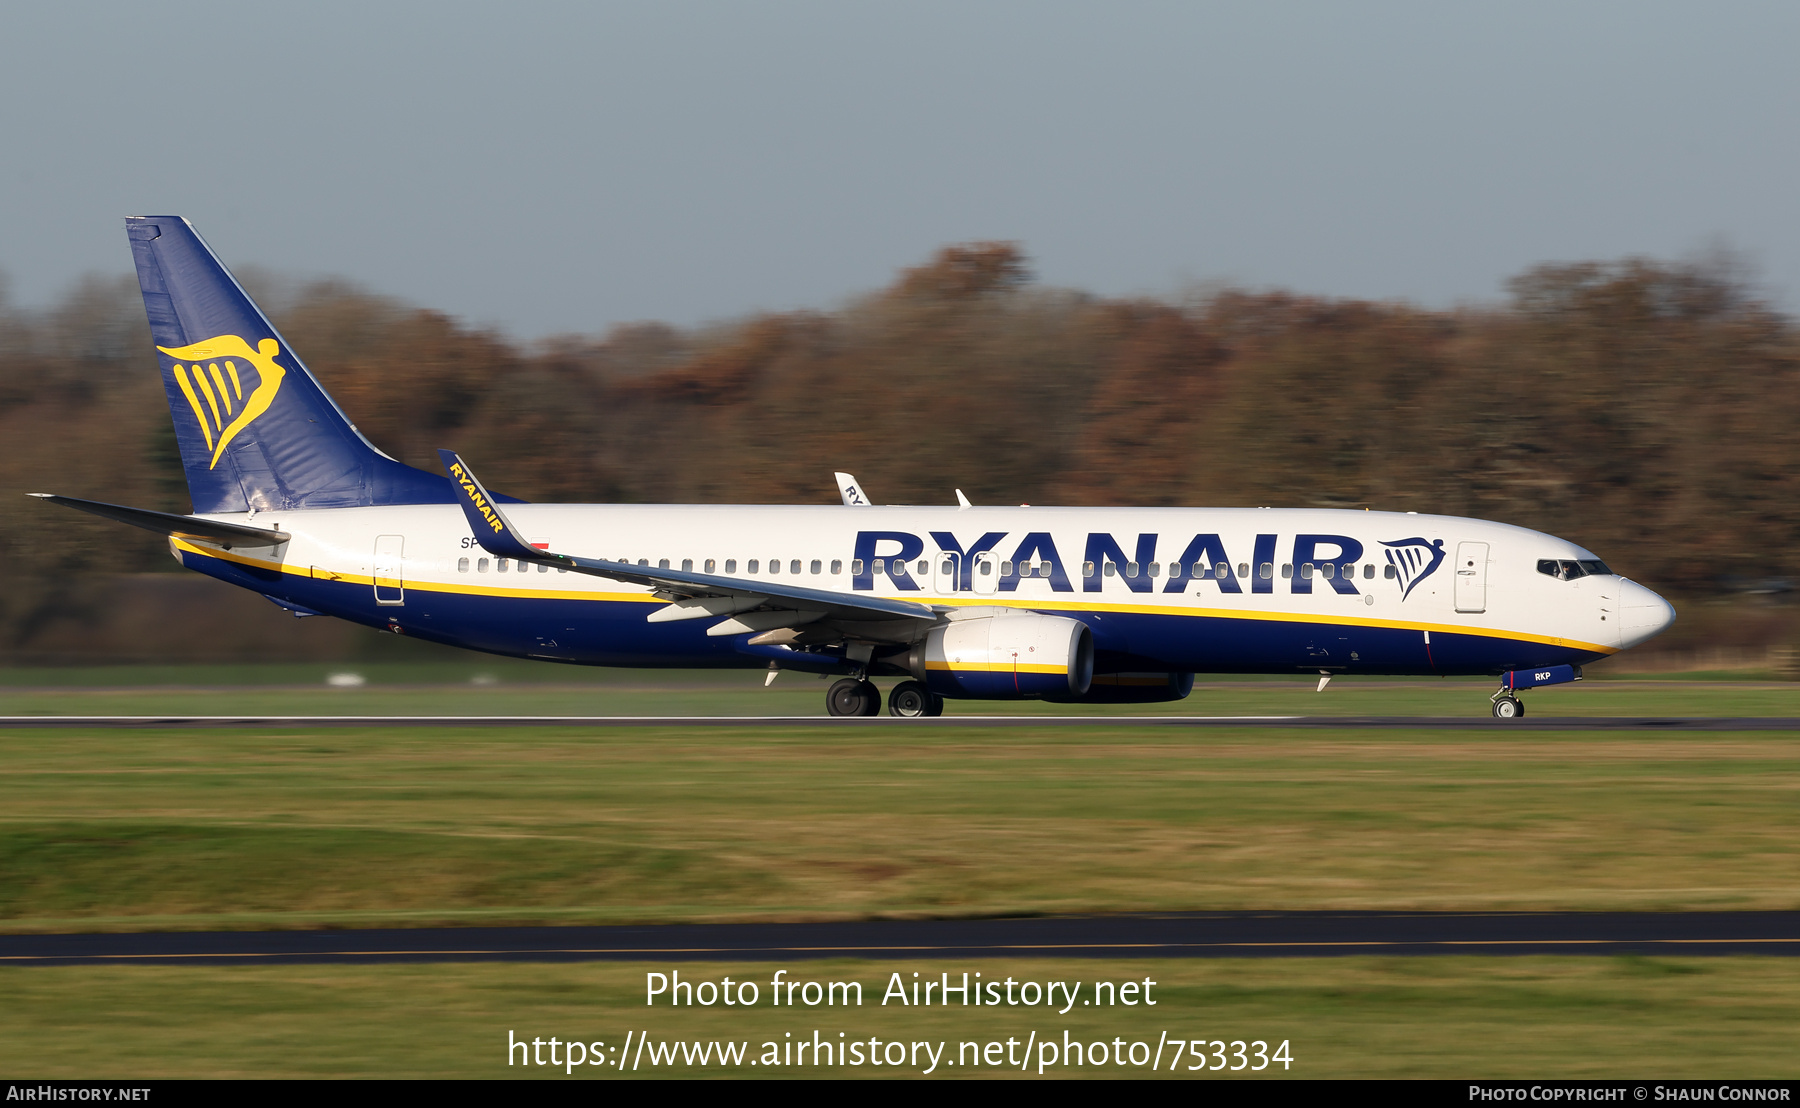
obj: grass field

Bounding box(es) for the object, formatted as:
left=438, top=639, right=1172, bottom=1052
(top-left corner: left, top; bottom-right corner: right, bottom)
left=3, top=957, right=1798, bottom=1078
left=2, top=712, right=1798, bottom=932
left=3, top=667, right=1797, bottom=1076
left=6, top=661, right=1800, bottom=717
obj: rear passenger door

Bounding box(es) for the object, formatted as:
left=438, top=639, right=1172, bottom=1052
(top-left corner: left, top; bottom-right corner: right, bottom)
left=373, top=535, right=405, bottom=606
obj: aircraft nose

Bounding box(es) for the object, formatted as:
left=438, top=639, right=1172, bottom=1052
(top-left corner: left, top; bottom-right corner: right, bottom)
left=1616, top=579, right=1676, bottom=649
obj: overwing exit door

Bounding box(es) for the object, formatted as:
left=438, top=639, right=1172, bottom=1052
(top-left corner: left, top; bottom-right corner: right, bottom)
left=972, top=551, right=998, bottom=595
left=934, top=552, right=960, bottom=593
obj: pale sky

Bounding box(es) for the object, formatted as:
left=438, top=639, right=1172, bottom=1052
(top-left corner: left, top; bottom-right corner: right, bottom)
left=2, top=1, right=1796, bottom=337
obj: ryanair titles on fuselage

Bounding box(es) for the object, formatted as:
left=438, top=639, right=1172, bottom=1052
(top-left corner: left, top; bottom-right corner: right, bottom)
left=848, top=529, right=1439, bottom=598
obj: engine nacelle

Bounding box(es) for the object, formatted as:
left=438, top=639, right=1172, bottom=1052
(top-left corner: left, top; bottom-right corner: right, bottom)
left=1050, top=671, right=1195, bottom=704
left=912, top=612, right=1094, bottom=700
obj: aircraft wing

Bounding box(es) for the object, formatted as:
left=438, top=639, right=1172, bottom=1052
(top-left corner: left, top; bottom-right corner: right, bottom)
left=29, top=493, right=291, bottom=547
left=439, top=451, right=938, bottom=633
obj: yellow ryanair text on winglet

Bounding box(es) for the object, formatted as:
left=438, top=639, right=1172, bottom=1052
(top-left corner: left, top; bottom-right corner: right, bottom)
left=159, top=336, right=286, bottom=468
left=446, top=461, right=505, bottom=534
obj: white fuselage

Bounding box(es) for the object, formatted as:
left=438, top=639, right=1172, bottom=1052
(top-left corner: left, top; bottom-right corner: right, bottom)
left=171, top=503, right=1674, bottom=679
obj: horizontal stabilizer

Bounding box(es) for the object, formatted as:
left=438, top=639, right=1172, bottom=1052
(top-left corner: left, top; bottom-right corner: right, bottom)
left=29, top=493, right=290, bottom=546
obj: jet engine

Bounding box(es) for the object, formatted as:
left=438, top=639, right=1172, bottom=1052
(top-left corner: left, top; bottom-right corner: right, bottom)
left=908, top=611, right=1094, bottom=699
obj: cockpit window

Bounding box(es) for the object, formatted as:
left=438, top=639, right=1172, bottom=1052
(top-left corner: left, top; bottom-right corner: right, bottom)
left=1538, top=558, right=1614, bottom=581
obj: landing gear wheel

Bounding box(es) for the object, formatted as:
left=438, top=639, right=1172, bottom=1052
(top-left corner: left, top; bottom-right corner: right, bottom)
left=826, top=678, right=882, bottom=717
left=853, top=679, right=881, bottom=716
left=1492, top=696, right=1524, bottom=719
left=888, top=680, right=944, bottom=718
left=827, top=678, right=871, bottom=717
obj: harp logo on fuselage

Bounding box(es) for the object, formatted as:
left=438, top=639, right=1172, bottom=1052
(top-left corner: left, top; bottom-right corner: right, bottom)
left=159, top=335, right=287, bottom=469
left=1382, top=537, right=1446, bottom=600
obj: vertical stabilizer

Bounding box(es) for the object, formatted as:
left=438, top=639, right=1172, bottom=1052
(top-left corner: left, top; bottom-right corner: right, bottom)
left=127, top=217, right=456, bottom=513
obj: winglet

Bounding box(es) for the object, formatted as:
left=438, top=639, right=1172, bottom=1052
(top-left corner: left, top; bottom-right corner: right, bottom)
left=439, top=449, right=543, bottom=561
left=955, top=489, right=972, bottom=509
left=835, top=472, right=870, bottom=506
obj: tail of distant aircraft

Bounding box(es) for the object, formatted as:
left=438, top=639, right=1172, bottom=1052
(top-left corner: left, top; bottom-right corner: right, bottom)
left=126, top=216, right=458, bottom=514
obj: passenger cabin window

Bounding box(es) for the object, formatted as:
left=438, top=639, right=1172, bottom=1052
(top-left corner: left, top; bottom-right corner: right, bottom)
left=917, top=560, right=928, bottom=576
left=682, top=559, right=693, bottom=571
left=724, top=559, right=736, bottom=573
left=538, top=562, right=549, bottom=573
left=477, top=558, right=489, bottom=573
left=811, top=559, right=822, bottom=574
left=1104, top=562, right=1117, bottom=577
left=1363, top=564, right=1374, bottom=579
left=1083, top=561, right=1096, bottom=577
left=1281, top=564, right=1293, bottom=579
left=748, top=559, right=759, bottom=573
left=831, top=560, right=843, bottom=574
left=457, top=557, right=469, bottom=573
left=1242, top=563, right=1254, bottom=578
left=1385, top=565, right=1398, bottom=579
left=704, top=559, right=715, bottom=573
left=497, top=558, right=509, bottom=573
left=791, top=559, right=802, bottom=575
left=851, top=559, right=864, bottom=575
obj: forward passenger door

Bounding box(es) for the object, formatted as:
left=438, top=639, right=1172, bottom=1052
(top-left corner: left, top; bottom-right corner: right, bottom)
left=1453, top=541, right=1488, bottom=613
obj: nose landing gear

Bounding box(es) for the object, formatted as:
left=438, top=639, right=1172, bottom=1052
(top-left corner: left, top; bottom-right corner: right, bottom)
left=1488, top=664, right=1582, bottom=719
left=1491, top=694, right=1524, bottom=718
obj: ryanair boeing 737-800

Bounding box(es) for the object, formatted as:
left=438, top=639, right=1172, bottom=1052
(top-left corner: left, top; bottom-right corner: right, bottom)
left=32, top=217, right=1676, bottom=717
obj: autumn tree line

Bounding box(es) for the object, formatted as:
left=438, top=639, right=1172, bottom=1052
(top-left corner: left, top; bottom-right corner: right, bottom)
left=3, top=244, right=1797, bottom=658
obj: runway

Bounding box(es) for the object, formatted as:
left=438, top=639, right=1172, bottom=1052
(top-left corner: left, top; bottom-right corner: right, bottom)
left=4, top=912, right=1798, bottom=965
left=6, top=715, right=1800, bottom=730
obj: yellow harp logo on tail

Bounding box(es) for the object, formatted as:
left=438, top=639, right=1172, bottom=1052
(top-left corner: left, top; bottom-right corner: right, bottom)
left=158, top=336, right=287, bottom=469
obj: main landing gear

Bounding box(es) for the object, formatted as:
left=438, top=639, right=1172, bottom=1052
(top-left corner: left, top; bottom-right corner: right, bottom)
left=824, top=678, right=946, bottom=717
left=886, top=679, right=944, bottom=718
left=826, top=678, right=881, bottom=717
